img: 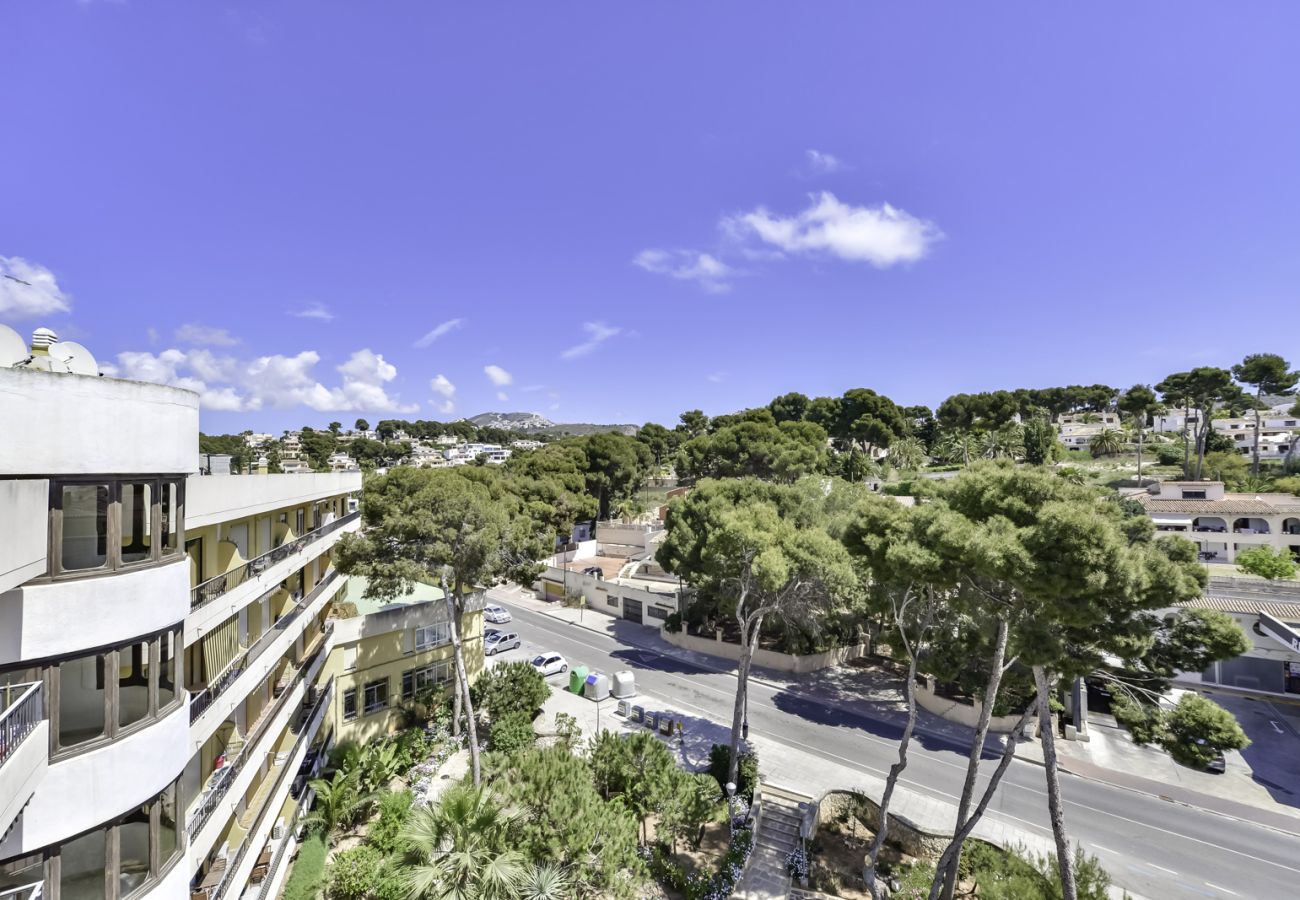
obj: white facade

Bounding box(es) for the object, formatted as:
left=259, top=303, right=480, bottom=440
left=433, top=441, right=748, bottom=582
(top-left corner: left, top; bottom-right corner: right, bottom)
left=1140, top=481, right=1300, bottom=564
left=0, top=332, right=360, bottom=900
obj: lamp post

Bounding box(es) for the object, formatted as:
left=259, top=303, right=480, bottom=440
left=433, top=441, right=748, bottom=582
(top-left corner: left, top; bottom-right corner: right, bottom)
left=725, top=781, right=737, bottom=838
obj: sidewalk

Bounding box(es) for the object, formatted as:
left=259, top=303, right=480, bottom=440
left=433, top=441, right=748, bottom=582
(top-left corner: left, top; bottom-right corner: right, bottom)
left=499, top=586, right=1300, bottom=836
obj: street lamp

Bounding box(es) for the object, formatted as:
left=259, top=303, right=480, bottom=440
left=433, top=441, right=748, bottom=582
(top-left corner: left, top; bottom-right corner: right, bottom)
left=725, top=781, right=737, bottom=837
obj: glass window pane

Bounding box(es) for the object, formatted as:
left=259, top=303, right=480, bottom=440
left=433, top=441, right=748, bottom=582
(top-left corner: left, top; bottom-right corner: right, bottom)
left=159, top=781, right=181, bottom=867
left=157, top=632, right=177, bottom=709
left=58, top=654, right=105, bottom=748
left=120, top=482, right=153, bottom=564
left=0, top=853, right=43, bottom=893
left=119, top=642, right=150, bottom=729
left=62, top=484, right=108, bottom=571
left=161, top=482, right=180, bottom=554
left=119, top=807, right=150, bottom=896
left=60, top=827, right=106, bottom=900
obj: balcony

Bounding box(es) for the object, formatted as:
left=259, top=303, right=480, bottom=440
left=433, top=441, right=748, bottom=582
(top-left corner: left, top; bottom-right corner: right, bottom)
left=0, top=683, right=47, bottom=841
left=187, top=626, right=333, bottom=861
left=190, top=569, right=343, bottom=730
left=0, top=883, right=41, bottom=900
left=191, top=511, right=359, bottom=611
left=192, top=678, right=334, bottom=900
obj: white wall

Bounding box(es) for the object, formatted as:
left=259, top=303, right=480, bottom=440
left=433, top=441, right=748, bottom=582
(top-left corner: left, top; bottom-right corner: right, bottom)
left=0, top=699, right=189, bottom=855
left=0, top=479, right=48, bottom=594
left=186, top=473, right=362, bottom=529
left=0, top=719, right=47, bottom=839
left=0, top=369, right=198, bottom=476
left=0, top=557, right=189, bottom=666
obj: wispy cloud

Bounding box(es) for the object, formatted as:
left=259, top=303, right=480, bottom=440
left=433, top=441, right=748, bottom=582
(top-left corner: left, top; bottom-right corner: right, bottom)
left=430, top=374, right=456, bottom=414
left=289, top=302, right=334, bottom=322
left=414, top=318, right=464, bottom=349
left=559, top=321, right=621, bottom=360
left=802, top=149, right=845, bottom=176
left=0, top=256, right=72, bottom=319
left=724, top=192, right=941, bottom=268
left=707, top=371, right=728, bottom=384
left=632, top=249, right=733, bottom=294
left=484, top=364, right=513, bottom=387
left=175, top=323, right=239, bottom=347
left=497, top=391, right=510, bottom=403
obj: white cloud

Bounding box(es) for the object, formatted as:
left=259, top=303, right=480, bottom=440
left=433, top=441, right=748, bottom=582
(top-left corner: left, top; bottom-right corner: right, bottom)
left=430, top=374, right=456, bottom=414
left=0, top=256, right=72, bottom=319
left=707, top=371, right=728, bottom=383
left=559, top=321, right=621, bottom=360
left=484, top=364, right=513, bottom=387
left=289, top=302, right=334, bottom=322
left=803, top=149, right=844, bottom=176
left=522, top=384, right=546, bottom=393
left=497, top=391, right=509, bottom=403
left=724, top=192, right=941, bottom=268
left=413, top=318, right=464, bottom=348
left=175, top=323, right=239, bottom=347
left=633, top=249, right=733, bottom=294
left=146, top=327, right=159, bottom=345
left=109, top=346, right=417, bottom=414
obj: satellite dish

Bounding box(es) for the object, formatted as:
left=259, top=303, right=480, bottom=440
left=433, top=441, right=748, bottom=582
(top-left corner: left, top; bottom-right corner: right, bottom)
left=0, top=324, right=28, bottom=368
left=49, top=341, right=100, bottom=376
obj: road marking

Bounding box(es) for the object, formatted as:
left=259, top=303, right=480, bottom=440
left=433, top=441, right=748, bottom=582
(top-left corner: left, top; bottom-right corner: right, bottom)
left=503, top=599, right=1300, bottom=878
left=1092, top=844, right=1114, bottom=854
left=1271, top=720, right=1284, bottom=734
left=1148, top=863, right=1178, bottom=875
left=1204, top=883, right=1237, bottom=896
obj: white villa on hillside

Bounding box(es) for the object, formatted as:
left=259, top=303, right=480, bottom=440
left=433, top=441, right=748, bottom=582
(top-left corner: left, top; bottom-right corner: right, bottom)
left=1139, top=480, right=1300, bottom=564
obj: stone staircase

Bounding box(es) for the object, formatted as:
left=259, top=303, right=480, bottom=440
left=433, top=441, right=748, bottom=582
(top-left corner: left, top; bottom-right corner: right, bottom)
left=734, top=782, right=814, bottom=900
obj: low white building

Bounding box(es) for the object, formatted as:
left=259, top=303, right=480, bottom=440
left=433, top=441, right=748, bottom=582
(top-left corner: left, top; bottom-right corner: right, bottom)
left=1139, top=480, right=1300, bottom=564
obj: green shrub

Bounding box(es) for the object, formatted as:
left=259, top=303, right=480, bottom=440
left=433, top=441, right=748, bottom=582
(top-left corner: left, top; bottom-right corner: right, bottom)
left=553, top=711, right=582, bottom=752
left=1164, top=694, right=1250, bottom=767
left=372, top=862, right=407, bottom=900
left=490, top=711, right=537, bottom=753
left=282, top=834, right=327, bottom=900
left=1154, top=444, right=1185, bottom=467
left=707, top=744, right=758, bottom=802
left=470, top=661, right=550, bottom=723
left=1236, top=546, right=1298, bottom=580
left=1111, top=693, right=1165, bottom=746
left=663, top=612, right=683, bottom=634
left=325, top=845, right=383, bottom=900
left=366, top=790, right=414, bottom=855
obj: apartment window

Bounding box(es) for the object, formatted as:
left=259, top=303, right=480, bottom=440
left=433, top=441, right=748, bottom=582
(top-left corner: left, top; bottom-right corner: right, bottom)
left=0, top=854, right=43, bottom=896
left=117, top=806, right=150, bottom=896
left=62, top=484, right=109, bottom=571
left=296, top=508, right=306, bottom=535
left=60, top=827, right=107, bottom=900
left=1182, top=490, right=1207, bottom=500
left=342, top=688, right=358, bottom=721
left=646, top=605, right=670, bottom=621
left=45, top=628, right=184, bottom=757
left=414, top=622, right=450, bottom=650
left=363, top=678, right=388, bottom=714
left=49, top=478, right=185, bottom=578
left=402, top=661, right=452, bottom=700
left=606, top=596, right=618, bottom=607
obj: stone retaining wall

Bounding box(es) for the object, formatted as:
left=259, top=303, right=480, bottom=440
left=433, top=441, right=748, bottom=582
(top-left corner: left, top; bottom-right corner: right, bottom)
left=815, top=789, right=950, bottom=860
left=914, top=677, right=1024, bottom=733
left=663, top=629, right=869, bottom=674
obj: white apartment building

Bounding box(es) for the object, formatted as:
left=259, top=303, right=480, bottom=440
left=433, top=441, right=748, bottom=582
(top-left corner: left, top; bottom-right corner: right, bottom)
left=1210, top=412, right=1300, bottom=459
left=441, top=443, right=511, bottom=466
left=0, top=329, right=361, bottom=900
left=1139, top=480, right=1300, bottom=564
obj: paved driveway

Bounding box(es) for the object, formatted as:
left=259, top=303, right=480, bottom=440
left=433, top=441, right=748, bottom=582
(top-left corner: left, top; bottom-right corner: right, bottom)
left=1202, top=689, right=1300, bottom=810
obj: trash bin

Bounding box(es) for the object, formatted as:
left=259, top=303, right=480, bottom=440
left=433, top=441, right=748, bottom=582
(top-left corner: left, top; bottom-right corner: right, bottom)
left=585, top=672, right=610, bottom=701
left=569, top=665, right=590, bottom=694
left=611, top=670, right=636, bottom=699
left=630, top=704, right=644, bottom=724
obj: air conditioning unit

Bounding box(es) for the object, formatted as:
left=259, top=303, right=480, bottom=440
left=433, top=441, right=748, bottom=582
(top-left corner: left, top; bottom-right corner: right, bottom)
left=272, top=819, right=286, bottom=840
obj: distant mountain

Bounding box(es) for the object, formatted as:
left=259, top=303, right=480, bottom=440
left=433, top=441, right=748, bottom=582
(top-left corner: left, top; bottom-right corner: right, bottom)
left=469, top=411, right=637, bottom=437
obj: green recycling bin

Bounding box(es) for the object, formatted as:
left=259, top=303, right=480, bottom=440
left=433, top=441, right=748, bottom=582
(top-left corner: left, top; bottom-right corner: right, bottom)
left=569, top=665, right=590, bottom=694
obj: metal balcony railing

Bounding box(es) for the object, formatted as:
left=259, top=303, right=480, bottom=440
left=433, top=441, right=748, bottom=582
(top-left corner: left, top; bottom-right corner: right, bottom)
left=191, top=511, right=359, bottom=610
left=0, top=682, right=44, bottom=770
left=189, top=570, right=341, bottom=723
left=206, top=677, right=335, bottom=900
left=185, top=626, right=333, bottom=841
left=0, top=882, right=41, bottom=900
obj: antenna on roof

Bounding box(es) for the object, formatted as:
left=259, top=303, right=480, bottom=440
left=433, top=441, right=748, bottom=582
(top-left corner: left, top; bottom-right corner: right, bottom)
left=48, top=340, right=100, bottom=376
left=0, top=324, right=28, bottom=367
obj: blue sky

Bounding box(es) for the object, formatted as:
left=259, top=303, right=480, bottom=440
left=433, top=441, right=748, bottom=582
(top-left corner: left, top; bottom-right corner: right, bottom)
left=3, top=2, right=1299, bottom=433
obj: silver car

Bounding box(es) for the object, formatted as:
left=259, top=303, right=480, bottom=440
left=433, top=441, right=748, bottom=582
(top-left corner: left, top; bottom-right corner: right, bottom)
left=484, top=604, right=512, bottom=624
left=484, top=630, right=521, bottom=656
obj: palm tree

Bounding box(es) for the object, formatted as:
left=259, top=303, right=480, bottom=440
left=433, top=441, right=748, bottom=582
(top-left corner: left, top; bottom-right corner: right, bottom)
left=980, top=424, right=1024, bottom=460
left=1089, top=427, right=1124, bottom=458
left=304, top=769, right=375, bottom=837
left=519, top=864, right=571, bottom=900
left=887, top=436, right=927, bottom=472
left=402, top=784, right=527, bottom=900
left=935, top=430, right=977, bottom=468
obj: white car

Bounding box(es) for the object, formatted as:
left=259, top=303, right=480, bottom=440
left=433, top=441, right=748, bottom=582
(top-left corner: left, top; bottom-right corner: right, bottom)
left=484, top=604, right=512, bottom=624
left=531, top=653, right=569, bottom=677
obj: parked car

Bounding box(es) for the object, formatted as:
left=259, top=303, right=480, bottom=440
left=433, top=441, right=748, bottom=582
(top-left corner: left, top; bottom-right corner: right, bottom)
left=484, top=604, right=512, bottom=624
left=531, top=653, right=569, bottom=677
left=582, top=566, right=603, bottom=577
left=484, top=630, right=521, bottom=655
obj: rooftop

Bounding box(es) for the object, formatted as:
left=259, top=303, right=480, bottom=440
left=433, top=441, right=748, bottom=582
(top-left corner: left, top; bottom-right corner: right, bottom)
left=345, top=575, right=446, bottom=617
left=1138, top=494, right=1300, bottom=516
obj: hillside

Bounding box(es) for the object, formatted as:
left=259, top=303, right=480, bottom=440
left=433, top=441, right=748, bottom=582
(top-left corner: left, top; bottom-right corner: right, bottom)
left=469, top=411, right=637, bottom=437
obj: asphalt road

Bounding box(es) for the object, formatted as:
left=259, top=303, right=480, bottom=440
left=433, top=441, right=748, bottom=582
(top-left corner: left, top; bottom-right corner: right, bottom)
left=487, top=591, right=1300, bottom=900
